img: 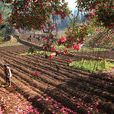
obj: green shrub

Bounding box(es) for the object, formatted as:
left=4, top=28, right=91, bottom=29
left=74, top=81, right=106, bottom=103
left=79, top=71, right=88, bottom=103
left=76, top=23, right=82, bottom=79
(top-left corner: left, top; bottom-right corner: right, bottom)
left=27, top=47, right=35, bottom=54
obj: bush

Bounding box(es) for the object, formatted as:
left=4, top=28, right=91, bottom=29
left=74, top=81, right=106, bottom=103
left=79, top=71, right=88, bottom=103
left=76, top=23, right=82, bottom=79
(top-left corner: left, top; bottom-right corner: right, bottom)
left=27, top=47, right=35, bottom=54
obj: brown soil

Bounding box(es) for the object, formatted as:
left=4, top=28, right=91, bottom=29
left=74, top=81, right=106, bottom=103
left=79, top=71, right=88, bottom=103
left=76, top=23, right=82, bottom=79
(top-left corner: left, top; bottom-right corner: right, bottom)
left=0, top=44, right=114, bottom=114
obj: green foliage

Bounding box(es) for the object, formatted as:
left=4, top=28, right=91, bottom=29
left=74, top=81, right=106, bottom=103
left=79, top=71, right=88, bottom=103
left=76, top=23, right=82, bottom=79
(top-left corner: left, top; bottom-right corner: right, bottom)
left=77, top=0, right=114, bottom=28
left=0, top=37, right=3, bottom=42
left=21, top=50, right=55, bottom=56
left=55, top=44, right=107, bottom=52
left=69, top=59, right=114, bottom=72
left=64, top=23, right=89, bottom=47
left=87, top=26, right=95, bottom=35
left=0, top=1, right=12, bottom=22
left=27, top=47, right=35, bottom=54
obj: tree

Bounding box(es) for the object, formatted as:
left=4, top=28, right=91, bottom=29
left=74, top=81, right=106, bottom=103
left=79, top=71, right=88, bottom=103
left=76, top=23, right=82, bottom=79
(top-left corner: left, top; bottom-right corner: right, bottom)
left=0, top=0, right=72, bottom=55
left=77, top=0, right=114, bottom=28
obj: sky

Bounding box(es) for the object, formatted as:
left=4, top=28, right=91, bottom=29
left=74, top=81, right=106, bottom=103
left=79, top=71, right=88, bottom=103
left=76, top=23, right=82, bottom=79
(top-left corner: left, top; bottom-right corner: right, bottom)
left=65, top=0, right=77, bottom=12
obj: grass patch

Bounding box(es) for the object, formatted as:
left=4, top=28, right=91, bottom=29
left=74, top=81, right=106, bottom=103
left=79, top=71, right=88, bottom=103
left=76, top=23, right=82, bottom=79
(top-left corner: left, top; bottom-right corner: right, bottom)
left=20, top=50, right=44, bottom=55
left=0, top=37, right=3, bottom=42
left=55, top=45, right=107, bottom=52
left=55, top=45, right=66, bottom=51
left=78, top=47, right=107, bottom=52
left=0, top=42, right=21, bottom=47
left=69, top=59, right=114, bottom=72
left=20, top=49, right=55, bottom=56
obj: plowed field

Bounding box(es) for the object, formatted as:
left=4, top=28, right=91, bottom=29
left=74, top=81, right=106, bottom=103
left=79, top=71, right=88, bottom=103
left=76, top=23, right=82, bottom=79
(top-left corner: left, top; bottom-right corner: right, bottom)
left=0, top=45, right=114, bottom=114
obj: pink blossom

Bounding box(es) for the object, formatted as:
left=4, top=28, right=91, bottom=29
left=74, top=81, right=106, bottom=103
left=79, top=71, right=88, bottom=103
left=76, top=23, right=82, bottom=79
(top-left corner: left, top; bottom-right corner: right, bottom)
left=54, top=104, right=58, bottom=108
left=88, top=111, right=90, bottom=114
left=37, top=98, right=42, bottom=101
left=77, top=106, right=80, bottom=108
left=94, top=102, right=99, bottom=106
left=34, top=108, right=39, bottom=114
left=48, top=108, right=52, bottom=111
left=96, top=109, right=99, bottom=112
left=25, top=5, right=29, bottom=8
left=45, top=98, right=49, bottom=101
left=60, top=107, right=65, bottom=112
left=61, top=9, right=63, bottom=12
left=88, top=107, right=92, bottom=110
left=29, top=108, right=33, bottom=112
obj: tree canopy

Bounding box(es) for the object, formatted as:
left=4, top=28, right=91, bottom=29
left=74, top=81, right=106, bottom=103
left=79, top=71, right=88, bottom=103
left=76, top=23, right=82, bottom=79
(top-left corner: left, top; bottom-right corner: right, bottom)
left=0, top=0, right=71, bottom=30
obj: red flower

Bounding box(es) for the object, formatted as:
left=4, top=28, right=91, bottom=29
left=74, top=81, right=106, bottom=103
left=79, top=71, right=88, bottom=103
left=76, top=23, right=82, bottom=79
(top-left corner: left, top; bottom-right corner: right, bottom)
left=57, top=40, right=60, bottom=44
left=61, top=36, right=66, bottom=43
left=0, top=14, right=2, bottom=18
left=109, top=25, right=114, bottom=29
left=50, top=25, right=56, bottom=31
left=25, top=5, right=29, bottom=8
left=85, top=14, right=90, bottom=18
left=57, top=40, right=61, bottom=45
left=49, top=55, right=54, bottom=60
left=51, top=47, right=55, bottom=51
left=34, top=72, right=40, bottom=77
left=0, top=14, right=2, bottom=24
left=67, top=59, right=72, bottom=63
left=72, top=43, right=81, bottom=51
left=42, top=25, right=45, bottom=30
left=43, top=38, right=48, bottom=41
left=61, top=14, right=65, bottom=19
left=13, top=25, right=18, bottom=29
left=63, top=49, right=68, bottom=54
left=67, top=46, right=70, bottom=48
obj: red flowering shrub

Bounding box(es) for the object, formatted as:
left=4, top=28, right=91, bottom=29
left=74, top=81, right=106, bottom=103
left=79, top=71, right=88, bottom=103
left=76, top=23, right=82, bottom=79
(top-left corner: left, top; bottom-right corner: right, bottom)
left=34, top=72, right=40, bottom=77
left=33, top=72, right=41, bottom=80
left=1, top=0, right=70, bottom=30
left=63, top=24, right=89, bottom=49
